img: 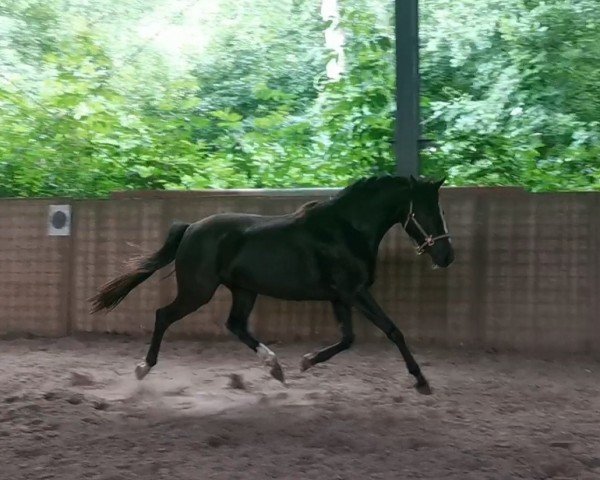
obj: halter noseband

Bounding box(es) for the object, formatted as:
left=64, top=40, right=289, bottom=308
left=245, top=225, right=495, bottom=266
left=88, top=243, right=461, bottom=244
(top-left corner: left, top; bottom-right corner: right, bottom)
left=402, top=201, right=451, bottom=255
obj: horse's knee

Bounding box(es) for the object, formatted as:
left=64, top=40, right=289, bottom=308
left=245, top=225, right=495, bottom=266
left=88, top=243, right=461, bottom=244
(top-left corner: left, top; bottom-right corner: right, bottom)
left=154, top=307, right=168, bottom=325
left=386, top=328, right=405, bottom=344
left=341, top=333, right=355, bottom=348
left=226, top=316, right=241, bottom=335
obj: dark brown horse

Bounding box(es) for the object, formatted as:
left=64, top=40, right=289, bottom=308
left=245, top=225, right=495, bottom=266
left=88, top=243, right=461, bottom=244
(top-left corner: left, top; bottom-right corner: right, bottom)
left=90, top=175, right=454, bottom=394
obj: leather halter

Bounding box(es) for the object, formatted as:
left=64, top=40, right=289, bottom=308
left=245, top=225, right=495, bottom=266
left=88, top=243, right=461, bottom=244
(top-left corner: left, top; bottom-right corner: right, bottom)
left=402, top=201, right=451, bottom=255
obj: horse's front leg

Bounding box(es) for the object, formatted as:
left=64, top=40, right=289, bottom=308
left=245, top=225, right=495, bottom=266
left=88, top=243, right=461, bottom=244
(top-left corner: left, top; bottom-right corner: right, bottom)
left=354, top=289, right=431, bottom=394
left=301, top=300, right=354, bottom=371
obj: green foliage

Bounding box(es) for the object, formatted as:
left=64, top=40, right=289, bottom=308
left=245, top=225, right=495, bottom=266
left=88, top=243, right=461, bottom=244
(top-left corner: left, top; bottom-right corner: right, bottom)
left=311, top=0, right=395, bottom=182
left=0, top=0, right=598, bottom=197
left=420, top=0, right=600, bottom=191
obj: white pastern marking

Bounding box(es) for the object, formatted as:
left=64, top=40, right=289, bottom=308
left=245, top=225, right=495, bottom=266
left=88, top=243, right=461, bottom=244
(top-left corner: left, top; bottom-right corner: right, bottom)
left=257, top=344, right=277, bottom=365
left=135, top=361, right=151, bottom=380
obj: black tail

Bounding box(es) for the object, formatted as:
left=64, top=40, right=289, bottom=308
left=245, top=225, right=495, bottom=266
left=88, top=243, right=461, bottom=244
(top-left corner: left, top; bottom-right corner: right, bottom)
left=89, top=221, right=190, bottom=313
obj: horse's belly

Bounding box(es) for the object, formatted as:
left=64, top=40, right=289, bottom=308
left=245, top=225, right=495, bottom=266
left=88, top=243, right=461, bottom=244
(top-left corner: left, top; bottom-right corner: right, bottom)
left=223, top=248, right=333, bottom=301
left=254, top=283, right=332, bottom=301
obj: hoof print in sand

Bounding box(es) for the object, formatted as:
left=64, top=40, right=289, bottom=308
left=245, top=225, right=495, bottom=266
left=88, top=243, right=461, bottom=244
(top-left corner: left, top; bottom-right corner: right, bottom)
left=66, top=394, right=84, bottom=405
left=92, top=400, right=109, bottom=411
left=228, top=373, right=246, bottom=390
left=70, top=372, right=96, bottom=387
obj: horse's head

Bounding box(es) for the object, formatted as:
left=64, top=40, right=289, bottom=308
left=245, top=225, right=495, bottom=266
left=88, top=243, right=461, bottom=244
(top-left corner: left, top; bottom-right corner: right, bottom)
left=403, top=176, right=454, bottom=269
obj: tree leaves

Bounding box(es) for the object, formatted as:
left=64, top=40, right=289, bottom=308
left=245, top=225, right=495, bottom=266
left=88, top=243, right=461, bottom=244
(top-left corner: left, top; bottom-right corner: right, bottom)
left=0, top=0, right=597, bottom=197
left=420, top=0, right=600, bottom=190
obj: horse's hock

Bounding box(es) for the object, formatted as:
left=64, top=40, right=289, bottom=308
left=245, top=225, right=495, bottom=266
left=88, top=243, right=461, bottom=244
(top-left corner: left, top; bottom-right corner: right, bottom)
left=0, top=188, right=598, bottom=357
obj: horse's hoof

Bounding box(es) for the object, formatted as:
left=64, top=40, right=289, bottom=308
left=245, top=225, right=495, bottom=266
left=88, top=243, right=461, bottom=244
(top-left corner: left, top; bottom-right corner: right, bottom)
left=414, top=381, right=433, bottom=395
left=270, top=361, right=286, bottom=384
left=135, top=362, right=151, bottom=380
left=300, top=354, right=313, bottom=372
left=257, top=344, right=285, bottom=384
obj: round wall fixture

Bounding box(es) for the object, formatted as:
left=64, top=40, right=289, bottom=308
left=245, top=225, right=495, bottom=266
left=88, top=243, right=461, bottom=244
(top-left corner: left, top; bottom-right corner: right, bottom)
left=48, top=205, right=71, bottom=236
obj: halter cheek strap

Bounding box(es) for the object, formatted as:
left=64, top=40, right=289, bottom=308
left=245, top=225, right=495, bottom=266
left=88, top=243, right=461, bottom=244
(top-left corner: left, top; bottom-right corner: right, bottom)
left=403, top=201, right=451, bottom=255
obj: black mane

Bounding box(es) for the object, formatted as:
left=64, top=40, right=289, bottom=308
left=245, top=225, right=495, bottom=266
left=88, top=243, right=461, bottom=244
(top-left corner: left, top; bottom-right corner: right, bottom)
left=333, top=175, right=410, bottom=204
left=296, top=175, right=406, bottom=212
left=294, top=175, right=411, bottom=222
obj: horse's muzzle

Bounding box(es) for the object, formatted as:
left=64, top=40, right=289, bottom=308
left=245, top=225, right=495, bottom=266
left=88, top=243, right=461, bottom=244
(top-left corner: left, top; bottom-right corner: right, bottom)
left=433, top=249, right=454, bottom=268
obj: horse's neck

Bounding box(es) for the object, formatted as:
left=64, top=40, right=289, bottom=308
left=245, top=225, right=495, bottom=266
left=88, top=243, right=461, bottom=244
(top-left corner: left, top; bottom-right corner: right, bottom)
left=341, top=189, right=409, bottom=253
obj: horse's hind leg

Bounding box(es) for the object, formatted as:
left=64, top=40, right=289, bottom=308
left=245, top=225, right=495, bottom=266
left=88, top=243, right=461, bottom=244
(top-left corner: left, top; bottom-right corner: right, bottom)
left=301, top=300, right=354, bottom=371
left=226, top=288, right=285, bottom=383
left=135, top=288, right=214, bottom=380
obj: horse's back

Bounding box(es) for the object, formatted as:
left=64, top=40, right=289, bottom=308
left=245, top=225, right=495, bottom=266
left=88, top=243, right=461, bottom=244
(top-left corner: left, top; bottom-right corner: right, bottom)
left=172, top=210, right=336, bottom=299
left=174, top=212, right=290, bottom=270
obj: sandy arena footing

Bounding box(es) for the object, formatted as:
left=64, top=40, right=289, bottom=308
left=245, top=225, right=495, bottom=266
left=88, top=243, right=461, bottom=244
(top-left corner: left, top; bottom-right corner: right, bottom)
left=1, top=335, right=599, bottom=480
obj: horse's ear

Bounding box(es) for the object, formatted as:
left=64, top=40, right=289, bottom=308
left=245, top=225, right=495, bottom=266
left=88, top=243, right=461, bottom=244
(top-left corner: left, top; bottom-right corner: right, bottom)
left=434, top=177, right=446, bottom=189
left=409, top=175, right=418, bottom=190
